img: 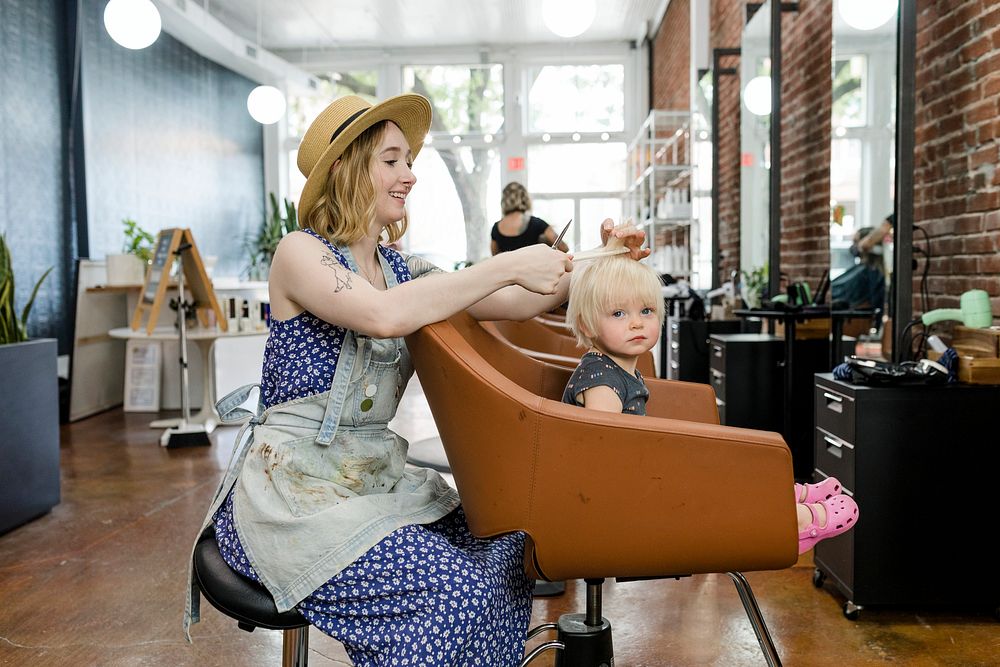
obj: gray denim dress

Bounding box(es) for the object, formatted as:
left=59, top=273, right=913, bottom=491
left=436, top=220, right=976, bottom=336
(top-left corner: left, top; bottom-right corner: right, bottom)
left=184, top=243, right=460, bottom=639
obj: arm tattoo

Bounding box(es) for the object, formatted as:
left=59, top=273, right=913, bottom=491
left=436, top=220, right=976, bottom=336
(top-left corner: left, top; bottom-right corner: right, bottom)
left=321, top=252, right=353, bottom=292
left=404, top=254, right=444, bottom=279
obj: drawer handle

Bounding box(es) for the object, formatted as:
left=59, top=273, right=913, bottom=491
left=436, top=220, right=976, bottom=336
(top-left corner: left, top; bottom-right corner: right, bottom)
left=670, top=341, right=679, bottom=350
left=823, top=435, right=844, bottom=458
left=715, top=397, right=724, bottom=407
left=669, top=360, right=679, bottom=369
left=823, top=391, right=844, bottom=414
left=712, top=346, right=722, bottom=358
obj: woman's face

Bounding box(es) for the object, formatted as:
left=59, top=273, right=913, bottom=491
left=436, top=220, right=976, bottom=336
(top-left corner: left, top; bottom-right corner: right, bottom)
left=372, top=121, right=416, bottom=227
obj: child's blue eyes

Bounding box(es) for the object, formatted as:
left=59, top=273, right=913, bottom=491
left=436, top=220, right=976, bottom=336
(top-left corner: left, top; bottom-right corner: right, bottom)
left=610, top=307, right=654, bottom=318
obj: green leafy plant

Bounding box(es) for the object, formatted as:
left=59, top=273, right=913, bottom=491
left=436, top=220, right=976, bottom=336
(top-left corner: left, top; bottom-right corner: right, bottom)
left=0, top=234, right=53, bottom=344
left=741, top=263, right=769, bottom=308
left=246, top=193, right=297, bottom=280
left=122, top=218, right=156, bottom=263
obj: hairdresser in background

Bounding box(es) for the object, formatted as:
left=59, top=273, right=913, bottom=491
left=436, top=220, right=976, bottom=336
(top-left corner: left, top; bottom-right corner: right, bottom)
left=832, top=213, right=893, bottom=313
left=490, top=181, right=570, bottom=254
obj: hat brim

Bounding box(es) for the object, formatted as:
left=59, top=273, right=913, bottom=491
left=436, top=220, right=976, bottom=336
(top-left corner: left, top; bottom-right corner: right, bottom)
left=297, top=94, right=432, bottom=226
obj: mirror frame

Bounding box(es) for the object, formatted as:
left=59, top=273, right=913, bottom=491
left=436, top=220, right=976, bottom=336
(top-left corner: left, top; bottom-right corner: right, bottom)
left=892, top=0, right=916, bottom=361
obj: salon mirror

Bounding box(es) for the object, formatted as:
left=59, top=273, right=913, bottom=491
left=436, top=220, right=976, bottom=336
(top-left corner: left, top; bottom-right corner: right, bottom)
left=739, top=1, right=772, bottom=302
left=829, top=0, right=898, bottom=313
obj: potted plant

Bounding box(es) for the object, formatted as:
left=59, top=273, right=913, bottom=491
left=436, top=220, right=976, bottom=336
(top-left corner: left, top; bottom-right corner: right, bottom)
left=245, top=193, right=297, bottom=281
left=106, top=218, right=155, bottom=285
left=0, top=234, right=60, bottom=534
left=741, top=263, right=769, bottom=309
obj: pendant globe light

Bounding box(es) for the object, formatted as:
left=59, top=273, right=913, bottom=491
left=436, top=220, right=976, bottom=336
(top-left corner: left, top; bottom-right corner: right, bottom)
left=838, top=0, right=897, bottom=31
left=743, top=75, right=772, bottom=117
left=247, top=85, right=286, bottom=125
left=103, top=0, right=161, bottom=50
left=542, top=0, right=596, bottom=39
left=246, top=0, right=286, bottom=125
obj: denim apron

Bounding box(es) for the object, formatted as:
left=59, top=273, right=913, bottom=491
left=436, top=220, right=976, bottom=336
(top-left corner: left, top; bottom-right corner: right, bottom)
left=185, top=244, right=460, bottom=639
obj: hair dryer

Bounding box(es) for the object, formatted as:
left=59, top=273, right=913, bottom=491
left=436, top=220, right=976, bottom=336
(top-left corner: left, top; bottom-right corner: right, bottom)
left=921, top=289, right=993, bottom=328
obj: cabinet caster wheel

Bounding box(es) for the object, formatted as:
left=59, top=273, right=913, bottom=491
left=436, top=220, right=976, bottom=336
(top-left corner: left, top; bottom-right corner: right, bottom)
left=812, top=569, right=826, bottom=588
left=843, top=601, right=861, bottom=620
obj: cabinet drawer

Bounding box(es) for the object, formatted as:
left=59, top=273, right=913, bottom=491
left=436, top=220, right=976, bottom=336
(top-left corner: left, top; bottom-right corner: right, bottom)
left=709, top=340, right=725, bottom=372
left=815, top=385, right=855, bottom=442
left=814, top=428, right=855, bottom=490
left=710, top=368, right=725, bottom=398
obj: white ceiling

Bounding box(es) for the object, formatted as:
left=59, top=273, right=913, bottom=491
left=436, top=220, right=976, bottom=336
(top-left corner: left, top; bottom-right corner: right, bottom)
left=189, top=0, right=669, bottom=53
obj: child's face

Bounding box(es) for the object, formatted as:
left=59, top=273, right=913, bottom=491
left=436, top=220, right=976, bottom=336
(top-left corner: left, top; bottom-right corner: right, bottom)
left=587, top=297, right=660, bottom=360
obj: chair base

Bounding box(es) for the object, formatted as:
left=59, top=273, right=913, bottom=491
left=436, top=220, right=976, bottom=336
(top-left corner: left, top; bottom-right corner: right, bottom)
left=281, top=626, right=309, bottom=667
left=552, top=614, right=614, bottom=667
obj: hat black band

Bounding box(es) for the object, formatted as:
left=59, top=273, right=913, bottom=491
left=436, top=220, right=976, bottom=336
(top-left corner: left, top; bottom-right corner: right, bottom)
left=330, top=107, right=371, bottom=144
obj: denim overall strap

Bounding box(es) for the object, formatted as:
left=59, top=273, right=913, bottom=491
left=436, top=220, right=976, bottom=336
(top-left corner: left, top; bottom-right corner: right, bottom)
left=210, top=383, right=264, bottom=505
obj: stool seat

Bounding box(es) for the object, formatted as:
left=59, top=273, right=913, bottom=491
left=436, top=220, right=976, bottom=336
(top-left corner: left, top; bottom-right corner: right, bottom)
left=193, top=527, right=308, bottom=631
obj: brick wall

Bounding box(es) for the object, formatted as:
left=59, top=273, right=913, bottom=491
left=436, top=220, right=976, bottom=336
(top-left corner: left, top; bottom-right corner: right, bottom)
left=710, top=1, right=746, bottom=284
left=651, top=0, right=690, bottom=111
left=778, top=1, right=832, bottom=288
left=914, top=0, right=1000, bottom=317
left=650, top=0, right=1000, bottom=314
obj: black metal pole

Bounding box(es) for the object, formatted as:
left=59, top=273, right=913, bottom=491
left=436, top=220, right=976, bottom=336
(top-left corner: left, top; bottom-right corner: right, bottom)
left=768, top=0, right=782, bottom=300
left=893, top=0, right=916, bottom=362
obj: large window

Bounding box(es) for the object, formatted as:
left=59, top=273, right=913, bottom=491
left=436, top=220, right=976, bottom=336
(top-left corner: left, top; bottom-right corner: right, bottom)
left=526, top=64, right=625, bottom=133
left=283, top=50, right=636, bottom=264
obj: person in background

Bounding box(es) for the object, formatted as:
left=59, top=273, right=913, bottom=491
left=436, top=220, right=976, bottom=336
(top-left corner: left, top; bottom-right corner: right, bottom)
left=562, top=254, right=859, bottom=556
left=184, top=92, right=649, bottom=665
left=832, top=213, right=893, bottom=312
left=491, top=181, right=570, bottom=254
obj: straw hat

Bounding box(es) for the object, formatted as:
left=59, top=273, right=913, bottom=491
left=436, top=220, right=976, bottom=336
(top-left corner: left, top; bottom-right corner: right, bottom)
left=296, top=94, right=432, bottom=222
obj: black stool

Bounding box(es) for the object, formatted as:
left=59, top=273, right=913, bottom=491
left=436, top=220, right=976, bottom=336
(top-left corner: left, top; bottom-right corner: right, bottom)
left=193, top=527, right=310, bottom=666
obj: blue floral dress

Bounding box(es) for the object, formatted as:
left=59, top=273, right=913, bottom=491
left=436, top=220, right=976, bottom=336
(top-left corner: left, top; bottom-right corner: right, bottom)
left=210, top=230, right=533, bottom=666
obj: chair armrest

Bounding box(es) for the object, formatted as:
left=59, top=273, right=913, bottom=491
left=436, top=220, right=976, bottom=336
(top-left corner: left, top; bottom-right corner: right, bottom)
left=644, top=377, right=720, bottom=424
left=517, top=403, right=798, bottom=581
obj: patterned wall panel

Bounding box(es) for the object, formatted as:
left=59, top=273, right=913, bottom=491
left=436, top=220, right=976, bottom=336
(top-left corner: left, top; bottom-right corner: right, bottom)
left=81, top=0, right=263, bottom=279
left=0, top=0, right=68, bottom=345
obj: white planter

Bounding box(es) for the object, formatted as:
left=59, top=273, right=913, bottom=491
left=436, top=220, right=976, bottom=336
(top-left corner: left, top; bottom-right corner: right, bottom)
left=106, top=254, right=147, bottom=286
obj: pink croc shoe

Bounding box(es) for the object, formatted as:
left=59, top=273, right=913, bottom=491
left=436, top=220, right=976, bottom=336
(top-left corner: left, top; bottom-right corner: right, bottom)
left=798, top=495, right=859, bottom=555
left=794, top=476, right=843, bottom=504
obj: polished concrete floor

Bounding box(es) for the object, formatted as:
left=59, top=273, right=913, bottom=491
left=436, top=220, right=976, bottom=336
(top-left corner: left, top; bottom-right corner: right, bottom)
left=1, top=379, right=997, bottom=666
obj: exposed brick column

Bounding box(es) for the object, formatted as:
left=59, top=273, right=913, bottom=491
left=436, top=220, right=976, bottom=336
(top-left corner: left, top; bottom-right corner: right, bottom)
left=913, top=0, right=1000, bottom=317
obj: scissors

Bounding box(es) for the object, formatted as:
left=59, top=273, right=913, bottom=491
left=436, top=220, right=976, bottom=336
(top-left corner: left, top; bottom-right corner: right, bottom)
left=551, top=219, right=572, bottom=248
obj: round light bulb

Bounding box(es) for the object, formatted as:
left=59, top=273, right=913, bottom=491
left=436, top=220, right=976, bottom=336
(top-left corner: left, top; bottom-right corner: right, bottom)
left=542, top=0, right=596, bottom=38
left=103, top=0, right=161, bottom=50
left=743, top=76, right=772, bottom=117
left=838, top=0, right=897, bottom=31
left=247, top=85, right=286, bottom=125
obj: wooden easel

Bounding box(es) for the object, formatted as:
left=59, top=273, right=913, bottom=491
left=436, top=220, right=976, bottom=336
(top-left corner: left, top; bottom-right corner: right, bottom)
left=130, top=228, right=227, bottom=334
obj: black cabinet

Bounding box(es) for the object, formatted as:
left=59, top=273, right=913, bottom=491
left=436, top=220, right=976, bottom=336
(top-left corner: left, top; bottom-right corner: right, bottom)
left=812, top=374, right=1000, bottom=618
left=708, top=334, right=783, bottom=431
left=663, top=318, right=744, bottom=382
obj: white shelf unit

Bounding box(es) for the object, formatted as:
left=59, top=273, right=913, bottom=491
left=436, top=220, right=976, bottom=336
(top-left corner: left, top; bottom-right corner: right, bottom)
left=625, top=110, right=693, bottom=277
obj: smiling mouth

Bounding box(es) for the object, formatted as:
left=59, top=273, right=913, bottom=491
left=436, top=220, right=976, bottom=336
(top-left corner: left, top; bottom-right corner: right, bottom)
left=389, top=192, right=407, bottom=201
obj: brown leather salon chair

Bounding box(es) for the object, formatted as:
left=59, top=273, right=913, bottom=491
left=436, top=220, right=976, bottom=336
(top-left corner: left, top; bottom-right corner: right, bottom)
left=482, top=318, right=656, bottom=377
left=406, top=312, right=798, bottom=666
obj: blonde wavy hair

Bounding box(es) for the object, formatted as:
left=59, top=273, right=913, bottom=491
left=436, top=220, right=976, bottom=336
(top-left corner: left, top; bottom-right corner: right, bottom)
left=302, top=120, right=408, bottom=245
left=566, top=255, right=665, bottom=349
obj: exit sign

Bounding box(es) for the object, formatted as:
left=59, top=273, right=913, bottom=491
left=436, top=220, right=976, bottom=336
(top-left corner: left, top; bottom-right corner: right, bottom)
left=508, top=157, right=525, bottom=171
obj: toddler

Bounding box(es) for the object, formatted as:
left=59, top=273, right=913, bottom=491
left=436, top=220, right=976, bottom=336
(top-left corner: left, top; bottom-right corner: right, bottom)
left=561, top=254, right=858, bottom=554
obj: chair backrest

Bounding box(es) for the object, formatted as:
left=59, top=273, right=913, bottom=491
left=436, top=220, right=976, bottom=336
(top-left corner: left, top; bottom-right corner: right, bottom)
left=406, top=313, right=799, bottom=581
left=485, top=318, right=657, bottom=377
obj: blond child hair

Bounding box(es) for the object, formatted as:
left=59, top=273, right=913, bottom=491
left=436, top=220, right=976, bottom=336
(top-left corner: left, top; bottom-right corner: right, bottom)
left=566, top=255, right=664, bottom=349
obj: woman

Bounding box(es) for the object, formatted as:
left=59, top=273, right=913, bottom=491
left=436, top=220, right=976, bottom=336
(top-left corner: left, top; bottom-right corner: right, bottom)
left=185, top=93, right=646, bottom=665
left=490, top=181, right=570, bottom=254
